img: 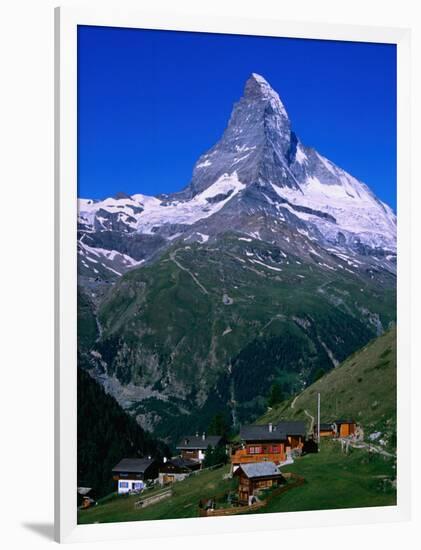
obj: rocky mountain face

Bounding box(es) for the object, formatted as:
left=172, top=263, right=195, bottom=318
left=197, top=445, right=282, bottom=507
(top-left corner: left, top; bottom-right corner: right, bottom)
left=77, top=74, right=396, bottom=444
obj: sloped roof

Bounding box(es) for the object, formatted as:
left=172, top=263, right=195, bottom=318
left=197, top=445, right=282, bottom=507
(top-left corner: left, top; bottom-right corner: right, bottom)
left=176, top=435, right=222, bottom=450
left=334, top=419, right=355, bottom=425
left=168, top=457, right=200, bottom=469
left=112, top=458, right=156, bottom=474
left=240, top=420, right=306, bottom=441
left=278, top=420, right=306, bottom=436
left=240, top=424, right=287, bottom=441
left=239, top=461, right=283, bottom=479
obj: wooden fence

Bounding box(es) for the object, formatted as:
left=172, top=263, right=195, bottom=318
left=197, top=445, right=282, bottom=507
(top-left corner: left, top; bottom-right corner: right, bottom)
left=135, top=489, right=172, bottom=509
left=199, top=500, right=266, bottom=517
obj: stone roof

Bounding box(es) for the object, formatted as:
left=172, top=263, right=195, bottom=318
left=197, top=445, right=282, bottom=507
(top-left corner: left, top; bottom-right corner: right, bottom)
left=238, top=461, right=283, bottom=479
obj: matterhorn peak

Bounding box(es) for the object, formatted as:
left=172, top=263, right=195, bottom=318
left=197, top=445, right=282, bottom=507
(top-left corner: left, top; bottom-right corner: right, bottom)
left=184, top=72, right=295, bottom=196
left=243, top=73, right=289, bottom=119
left=244, top=72, right=271, bottom=93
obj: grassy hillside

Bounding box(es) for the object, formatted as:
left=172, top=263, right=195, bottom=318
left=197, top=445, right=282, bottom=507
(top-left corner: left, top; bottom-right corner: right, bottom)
left=78, top=464, right=233, bottom=524
left=259, top=327, right=397, bottom=443
left=255, top=439, right=396, bottom=514
left=78, top=438, right=395, bottom=524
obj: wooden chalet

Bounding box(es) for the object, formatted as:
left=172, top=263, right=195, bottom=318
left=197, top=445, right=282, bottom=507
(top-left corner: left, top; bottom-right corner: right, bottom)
left=231, top=421, right=306, bottom=469
left=176, top=433, right=222, bottom=463
left=158, top=457, right=201, bottom=485
left=112, top=458, right=160, bottom=494
left=234, top=461, right=286, bottom=504
left=333, top=419, right=356, bottom=438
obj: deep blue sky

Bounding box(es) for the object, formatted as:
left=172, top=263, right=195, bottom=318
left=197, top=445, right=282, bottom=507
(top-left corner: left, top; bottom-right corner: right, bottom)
left=78, top=26, right=397, bottom=209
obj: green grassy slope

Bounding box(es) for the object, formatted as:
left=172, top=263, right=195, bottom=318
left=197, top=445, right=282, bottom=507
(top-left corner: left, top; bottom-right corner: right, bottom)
left=259, top=327, right=397, bottom=441
left=257, top=439, right=396, bottom=513
left=78, top=464, right=233, bottom=524
left=78, top=438, right=395, bottom=524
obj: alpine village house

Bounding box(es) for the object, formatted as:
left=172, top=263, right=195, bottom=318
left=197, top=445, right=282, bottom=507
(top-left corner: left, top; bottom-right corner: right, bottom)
left=112, top=458, right=160, bottom=494
left=231, top=421, right=306, bottom=471
left=234, top=462, right=286, bottom=504
left=176, top=433, right=223, bottom=463
left=110, top=419, right=357, bottom=499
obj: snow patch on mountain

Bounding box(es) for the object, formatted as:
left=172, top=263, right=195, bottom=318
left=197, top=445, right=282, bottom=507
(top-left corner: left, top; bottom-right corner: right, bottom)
left=271, top=163, right=396, bottom=251
left=134, top=172, right=245, bottom=234
left=295, top=144, right=308, bottom=165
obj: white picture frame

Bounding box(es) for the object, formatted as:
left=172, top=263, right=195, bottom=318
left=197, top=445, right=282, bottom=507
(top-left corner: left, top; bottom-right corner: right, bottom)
left=55, top=5, right=411, bottom=543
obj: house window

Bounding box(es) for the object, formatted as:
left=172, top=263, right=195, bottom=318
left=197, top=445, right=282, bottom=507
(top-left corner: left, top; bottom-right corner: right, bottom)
left=271, top=445, right=280, bottom=453
left=249, top=446, right=262, bottom=454
left=119, top=481, right=129, bottom=488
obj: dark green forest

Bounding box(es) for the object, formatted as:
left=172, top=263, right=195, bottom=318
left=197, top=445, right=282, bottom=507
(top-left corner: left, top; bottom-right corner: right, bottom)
left=77, top=367, right=169, bottom=498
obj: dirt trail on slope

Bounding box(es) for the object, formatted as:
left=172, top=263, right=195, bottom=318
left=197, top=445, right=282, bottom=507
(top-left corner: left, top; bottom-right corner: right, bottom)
left=290, top=394, right=314, bottom=435
left=290, top=395, right=299, bottom=409
left=345, top=440, right=396, bottom=458
left=304, top=409, right=315, bottom=434
left=170, top=249, right=209, bottom=295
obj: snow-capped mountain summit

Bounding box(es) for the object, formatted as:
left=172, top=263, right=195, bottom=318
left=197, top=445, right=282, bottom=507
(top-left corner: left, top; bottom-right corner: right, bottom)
left=78, top=73, right=396, bottom=282
left=187, top=72, right=296, bottom=196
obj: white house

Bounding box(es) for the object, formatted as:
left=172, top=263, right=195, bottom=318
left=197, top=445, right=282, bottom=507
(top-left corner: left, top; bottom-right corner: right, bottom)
left=112, top=458, right=160, bottom=495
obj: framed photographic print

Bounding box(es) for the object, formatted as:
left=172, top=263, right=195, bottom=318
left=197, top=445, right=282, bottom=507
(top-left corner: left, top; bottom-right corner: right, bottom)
left=55, top=6, right=411, bottom=543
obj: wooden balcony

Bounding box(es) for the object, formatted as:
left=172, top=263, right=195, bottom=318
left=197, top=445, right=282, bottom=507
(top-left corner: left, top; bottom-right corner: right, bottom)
left=231, top=448, right=286, bottom=465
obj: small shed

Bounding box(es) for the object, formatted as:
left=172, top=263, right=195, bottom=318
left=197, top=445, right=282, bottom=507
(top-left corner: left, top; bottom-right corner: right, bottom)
left=112, top=458, right=160, bottom=494
left=233, top=461, right=286, bottom=504
left=333, top=419, right=356, bottom=438
left=315, top=422, right=335, bottom=438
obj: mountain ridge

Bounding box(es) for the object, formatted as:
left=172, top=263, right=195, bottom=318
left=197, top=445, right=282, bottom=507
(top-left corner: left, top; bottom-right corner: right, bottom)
left=77, top=73, right=397, bottom=442
left=78, top=73, right=396, bottom=288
